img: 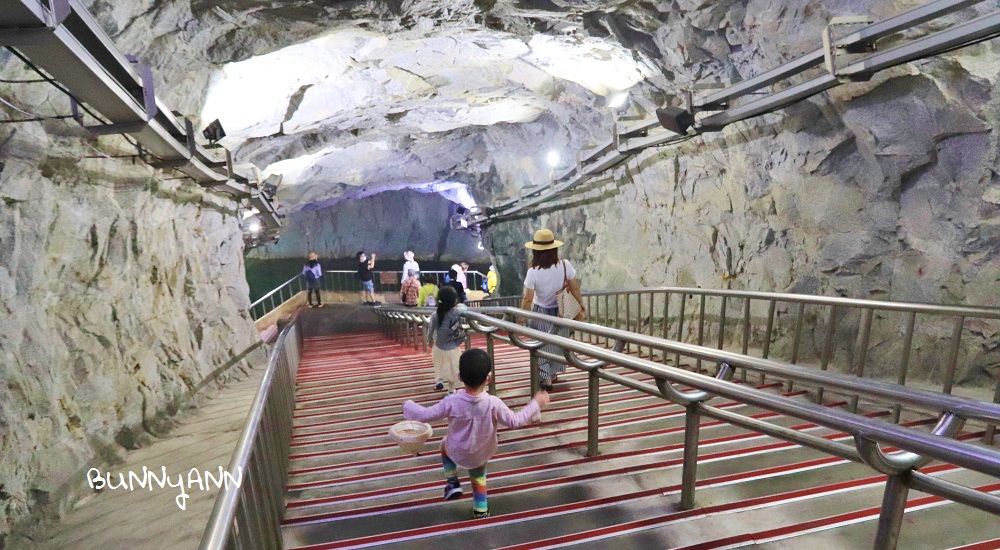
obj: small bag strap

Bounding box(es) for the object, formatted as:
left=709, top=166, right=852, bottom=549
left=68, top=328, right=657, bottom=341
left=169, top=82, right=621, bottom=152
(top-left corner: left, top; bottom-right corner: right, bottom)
left=561, top=260, right=569, bottom=290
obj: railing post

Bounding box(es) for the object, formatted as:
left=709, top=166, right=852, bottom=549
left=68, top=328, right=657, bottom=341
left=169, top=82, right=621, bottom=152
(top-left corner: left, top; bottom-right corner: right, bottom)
left=412, top=320, right=420, bottom=351
left=943, top=316, right=964, bottom=394
left=487, top=333, right=496, bottom=394
left=674, top=295, right=686, bottom=368
left=817, top=305, right=839, bottom=404
left=530, top=350, right=539, bottom=395
left=680, top=403, right=701, bottom=510
left=587, top=369, right=600, bottom=457
left=873, top=473, right=910, bottom=550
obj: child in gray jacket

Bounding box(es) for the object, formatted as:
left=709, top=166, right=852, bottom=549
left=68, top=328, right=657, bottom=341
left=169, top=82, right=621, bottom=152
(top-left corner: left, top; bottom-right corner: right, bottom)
left=427, top=286, right=466, bottom=392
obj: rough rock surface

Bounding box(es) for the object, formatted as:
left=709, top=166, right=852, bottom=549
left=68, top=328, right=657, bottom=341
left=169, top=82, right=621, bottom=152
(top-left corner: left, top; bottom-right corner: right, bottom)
left=0, top=108, right=264, bottom=543
left=249, top=188, right=487, bottom=262
left=3, top=0, right=1000, bottom=541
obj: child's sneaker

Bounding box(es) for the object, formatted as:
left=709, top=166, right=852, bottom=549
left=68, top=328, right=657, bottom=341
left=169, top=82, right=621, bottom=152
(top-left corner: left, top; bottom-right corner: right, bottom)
left=434, top=381, right=445, bottom=391
left=473, top=509, right=490, bottom=519
left=443, top=480, right=463, bottom=500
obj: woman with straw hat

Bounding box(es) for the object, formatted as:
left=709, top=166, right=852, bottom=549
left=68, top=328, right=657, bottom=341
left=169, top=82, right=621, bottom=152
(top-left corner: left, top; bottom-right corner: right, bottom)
left=520, top=228, right=585, bottom=391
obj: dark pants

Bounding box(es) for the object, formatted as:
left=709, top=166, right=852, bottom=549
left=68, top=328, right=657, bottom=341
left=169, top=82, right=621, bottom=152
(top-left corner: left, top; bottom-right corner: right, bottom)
left=308, top=288, right=321, bottom=305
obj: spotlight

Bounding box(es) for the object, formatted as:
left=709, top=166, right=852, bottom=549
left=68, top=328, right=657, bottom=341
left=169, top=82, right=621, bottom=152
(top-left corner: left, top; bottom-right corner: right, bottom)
left=249, top=222, right=261, bottom=234
left=546, top=151, right=560, bottom=168
left=609, top=92, right=629, bottom=108
left=261, top=174, right=281, bottom=199
left=655, top=106, right=695, bottom=135
left=202, top=119, right=226, bottom=143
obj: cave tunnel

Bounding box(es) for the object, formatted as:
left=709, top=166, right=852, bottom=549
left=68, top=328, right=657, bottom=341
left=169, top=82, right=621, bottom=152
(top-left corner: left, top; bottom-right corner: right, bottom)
left=2, top=0, right=1000, bottom=548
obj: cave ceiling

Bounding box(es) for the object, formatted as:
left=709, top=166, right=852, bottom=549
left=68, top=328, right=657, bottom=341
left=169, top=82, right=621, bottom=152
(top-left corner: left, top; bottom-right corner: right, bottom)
left=84, top=0, right=715, bottom=211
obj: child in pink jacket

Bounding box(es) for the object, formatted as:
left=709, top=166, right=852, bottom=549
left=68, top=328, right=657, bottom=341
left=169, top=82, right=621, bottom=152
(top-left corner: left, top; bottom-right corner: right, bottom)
left=403, top=348, right=549, bottom=518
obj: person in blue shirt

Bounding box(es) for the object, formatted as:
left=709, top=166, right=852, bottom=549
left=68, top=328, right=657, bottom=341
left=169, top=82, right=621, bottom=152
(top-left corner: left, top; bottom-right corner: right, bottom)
left=302, top=252, right=323, bottom=308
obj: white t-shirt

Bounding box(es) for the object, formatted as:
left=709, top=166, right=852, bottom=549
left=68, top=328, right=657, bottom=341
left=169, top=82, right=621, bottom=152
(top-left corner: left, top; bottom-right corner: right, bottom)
left=524, top=260, right=576, bottom=309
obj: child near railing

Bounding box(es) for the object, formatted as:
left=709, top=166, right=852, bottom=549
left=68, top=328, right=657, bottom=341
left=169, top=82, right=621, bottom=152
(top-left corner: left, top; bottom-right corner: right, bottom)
left=402, top=349, right=549, bottom=519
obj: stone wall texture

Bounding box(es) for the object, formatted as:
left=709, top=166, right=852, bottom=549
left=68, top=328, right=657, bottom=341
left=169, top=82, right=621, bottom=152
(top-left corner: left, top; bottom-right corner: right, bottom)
left=248, top=189, right=488, bottom=262
left=0, top=117, right=264, bottom=543
left=483, top=7, right=1000, bottom=391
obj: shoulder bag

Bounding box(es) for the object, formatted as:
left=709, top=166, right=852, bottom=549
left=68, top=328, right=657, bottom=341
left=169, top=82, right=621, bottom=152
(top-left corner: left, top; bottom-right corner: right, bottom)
left=555, top=260, right=583, bottom=321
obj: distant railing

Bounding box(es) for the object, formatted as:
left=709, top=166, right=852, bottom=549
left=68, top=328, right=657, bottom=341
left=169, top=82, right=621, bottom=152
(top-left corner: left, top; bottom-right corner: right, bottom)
left=374, top=303, right=1000, bottom=549
left=324, top=270, right=486, bottom=294
left=199, top=315, right=301, bottom=549
left=250, top=275, right=306, bottom=320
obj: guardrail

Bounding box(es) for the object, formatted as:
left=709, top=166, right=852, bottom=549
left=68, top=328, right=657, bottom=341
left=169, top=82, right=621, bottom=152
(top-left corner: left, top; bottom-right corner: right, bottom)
left=199, top=315, right=301, bottom=549
left=577, top=288, right=1000, bottom=430
left=373, top=303, right=1000, bottom=549
left=323, top=270, right=486, bottom=294
left=249, top=275, right=306, bottom=321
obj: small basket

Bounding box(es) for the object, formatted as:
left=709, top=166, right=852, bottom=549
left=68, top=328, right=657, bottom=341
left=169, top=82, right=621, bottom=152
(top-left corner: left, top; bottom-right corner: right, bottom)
left=389, top=421, right=433, bottom=455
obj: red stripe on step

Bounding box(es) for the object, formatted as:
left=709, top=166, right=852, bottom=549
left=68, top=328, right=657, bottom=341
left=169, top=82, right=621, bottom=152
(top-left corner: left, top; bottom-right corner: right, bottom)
left=497, top=463, right=969, bottom=550
left=675, top=481, right=1000, bottom=550
left=950, top=539, right=1000, bottom=550
left=287, top=463, right=977, bottom=549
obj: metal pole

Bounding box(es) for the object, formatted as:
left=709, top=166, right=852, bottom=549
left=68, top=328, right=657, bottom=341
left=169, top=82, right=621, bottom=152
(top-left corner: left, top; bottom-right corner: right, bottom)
left=873, top=473, right=910, bottom=550
left=850, top=308, right=874, bottom=413
left=942, top=316, right=964, bottom=394
left=680, top=404, right=701, bottom=510
left=697, top=295, right=706, bottom=372
left=487, top=333, right=496, bottom=394
left=530, top=350, right=539, bottom=395
left=985, top=380, right=999, bottom=445
left=648, top=292, right=655, bottom=358
left=817, top=306, right=839, bottom=404
left=893, top=311, right=917, bottom=423
left=587, top=369, right=600, bottom=457
left=675, top=295, right=686, bottom=368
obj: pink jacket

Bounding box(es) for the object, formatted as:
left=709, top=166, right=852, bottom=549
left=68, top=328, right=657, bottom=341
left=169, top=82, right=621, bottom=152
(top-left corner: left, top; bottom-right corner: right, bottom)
left=403, top=390, right=540, bottom=469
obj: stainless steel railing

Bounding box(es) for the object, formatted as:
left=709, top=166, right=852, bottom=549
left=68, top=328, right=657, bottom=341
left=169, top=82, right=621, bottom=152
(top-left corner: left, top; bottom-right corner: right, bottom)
left=373, top=304, right=1000, bottom=549
left=578, top=287, right=1000, bottom=429
left=199, top=316, right=301, bottom=549
left=249, top=275, right=306, bottom=320
left=324, top=270, right=487, bottom=294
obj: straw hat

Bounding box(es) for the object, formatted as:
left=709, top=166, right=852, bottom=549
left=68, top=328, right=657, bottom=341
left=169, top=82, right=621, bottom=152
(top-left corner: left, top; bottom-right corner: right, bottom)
left=403, top=251, right=415, bottom=261
left=524, top=228, right=563, bottom=250
left=307, top=252, right=319, bottom=260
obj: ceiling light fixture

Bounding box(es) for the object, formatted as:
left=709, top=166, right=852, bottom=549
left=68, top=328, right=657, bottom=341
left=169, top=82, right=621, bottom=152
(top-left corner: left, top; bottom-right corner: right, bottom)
left=609, top=92, right=629, bottom=108
left=546, top=151, right=560, bottom=168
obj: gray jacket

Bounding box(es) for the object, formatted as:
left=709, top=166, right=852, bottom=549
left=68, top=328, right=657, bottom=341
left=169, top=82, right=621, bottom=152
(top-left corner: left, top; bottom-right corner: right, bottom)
left=427, top=304, right=468, bottom=350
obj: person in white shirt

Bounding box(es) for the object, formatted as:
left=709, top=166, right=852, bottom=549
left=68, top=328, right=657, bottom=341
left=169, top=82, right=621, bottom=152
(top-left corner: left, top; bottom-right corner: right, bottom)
left=452, top=263, right=467, bottom=290
left=520, top=228, right=585, bottom=391
left=401, top=251, right=420, bottom=284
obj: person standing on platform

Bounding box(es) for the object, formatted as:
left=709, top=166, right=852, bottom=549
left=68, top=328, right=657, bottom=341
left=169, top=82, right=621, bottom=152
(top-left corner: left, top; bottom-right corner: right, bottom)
left=402, top=251, right=420, bottom=283
left=302, top=252, right=323, bottom=308
left=418, top=275, right=439, bottom=307
left=357, top=250, right=377, bottom=305
left=400, top=269, right=421, bottom=307
left=447, top=268, right=467, bottom=303
left=486, top=264, right=499, bottom=296
left=452, top=263, right=467, bottom=290
left=426, top=286, right=466, bottom=393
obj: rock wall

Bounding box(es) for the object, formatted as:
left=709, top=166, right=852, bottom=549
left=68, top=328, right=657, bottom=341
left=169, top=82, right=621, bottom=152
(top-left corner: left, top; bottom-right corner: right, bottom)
left=483, top=9, right=1000, bottom=390
left=0, top=115, right=264, bottom=542
left=248, top=188, right=488, bottom=262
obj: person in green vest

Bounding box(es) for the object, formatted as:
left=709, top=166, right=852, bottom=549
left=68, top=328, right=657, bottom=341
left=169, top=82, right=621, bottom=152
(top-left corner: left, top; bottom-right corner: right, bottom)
left=418, top=274, right=439, bottom=307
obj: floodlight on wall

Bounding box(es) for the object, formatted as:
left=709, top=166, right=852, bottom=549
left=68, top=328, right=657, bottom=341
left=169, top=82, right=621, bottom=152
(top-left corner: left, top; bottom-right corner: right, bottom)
left=608, top=92, right=629, bottom=109
left=655, top=106, right=695, bottom=135
left=547, top=151, right=560, bottom=168
left=261, top=174, right=281, bottom=199
left=202, top=119, right=226, bottom=143
left=249, top=222, right=261, bottom=234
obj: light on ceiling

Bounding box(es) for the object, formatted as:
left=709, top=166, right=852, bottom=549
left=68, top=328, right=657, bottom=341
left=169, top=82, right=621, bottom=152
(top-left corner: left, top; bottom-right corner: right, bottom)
left=609, top=92, right=629, bottom=108
left=546, top=151, right=560, bottom=168
left=249, top=222, right=261, bottom=234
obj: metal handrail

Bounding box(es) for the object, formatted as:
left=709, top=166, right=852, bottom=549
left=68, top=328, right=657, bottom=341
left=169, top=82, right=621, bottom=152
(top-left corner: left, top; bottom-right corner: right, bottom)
left=374, top=304, right=1000, bottom=548
left=199, top=315, right=301, bottom=549
left=378, top=304, right=1000, bottom=424
left=249, top=274, right=304, bottom=320
left=581, top=287, right=1000, bottom=318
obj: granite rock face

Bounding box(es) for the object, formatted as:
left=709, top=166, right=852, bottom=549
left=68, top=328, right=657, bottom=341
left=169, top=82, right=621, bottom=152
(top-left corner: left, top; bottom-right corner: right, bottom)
left=0, top=114, right=264, bottom=542
left=248, top=188, right=487, bottom=262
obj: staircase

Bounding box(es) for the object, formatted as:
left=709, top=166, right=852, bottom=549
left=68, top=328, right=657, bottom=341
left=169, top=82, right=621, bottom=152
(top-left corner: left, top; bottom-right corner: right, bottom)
left=279, top=331, right=1000, bottom=549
